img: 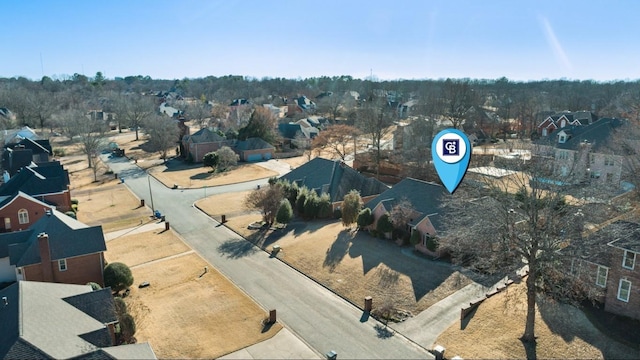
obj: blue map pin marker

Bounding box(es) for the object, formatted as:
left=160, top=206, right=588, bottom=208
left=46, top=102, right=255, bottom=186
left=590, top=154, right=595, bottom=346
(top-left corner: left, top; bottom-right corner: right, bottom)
left=431, top=129, right=472, bottom=194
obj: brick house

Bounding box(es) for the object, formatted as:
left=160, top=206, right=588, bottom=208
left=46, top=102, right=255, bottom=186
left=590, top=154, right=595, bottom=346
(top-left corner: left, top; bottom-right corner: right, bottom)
left=0, top=161, right=72, bottom=212
left=0, top=209, right=106, bottom=286
left=181, top=128, right=233, bottom=163
left=532, top=118, right=625, bottom=186
left=365, top=178, right=447, bottom=256
left=0, top=191, right=54, bottom=233
left=279, top=157, right=389, bottom=211
left=0, top=281, right=157, bottom=359
left=537, top=111, right=597, bottom=137
left=569, top=221, right=640, bottom=320
left=234, top=137, right=275, bottom=162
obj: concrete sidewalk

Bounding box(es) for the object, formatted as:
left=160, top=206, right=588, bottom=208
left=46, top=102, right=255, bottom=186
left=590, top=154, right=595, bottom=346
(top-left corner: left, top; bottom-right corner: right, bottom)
left=220, top=328, right=322, bottom=359
left=104, top=221, right=167, bottom=241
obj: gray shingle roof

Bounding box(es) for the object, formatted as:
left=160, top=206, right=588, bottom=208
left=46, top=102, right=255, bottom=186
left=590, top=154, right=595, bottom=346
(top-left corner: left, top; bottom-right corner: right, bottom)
left=0, top=161, right=70, bottom=198
left=186, top=128, right=226, bottom=144
left=366, top=178, right=448, bottom=232
left=536, top=117, right=625, bottom=152
left=2, top=209, right=106, bottom=267
left=280, top=158, right=388, bottom=202
left=0, top=281, right=156, bottom=360
left=63, top=288, right=118, bottom=325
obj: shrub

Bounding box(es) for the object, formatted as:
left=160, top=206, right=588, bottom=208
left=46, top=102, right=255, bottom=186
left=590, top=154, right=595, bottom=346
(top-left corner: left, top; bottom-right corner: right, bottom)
left=104, top=262, right=134, bottom=294
left=65, top=211, right=77, bottom=219
left=425, top=236, right=439, bottom=252
left=376, top=213, right=394, bottom=234
left=71, top=199, right=79, bottom=205
left=303, top=193, right=320, bottom=219
left=317, top=194, right=332, bottom=218
left=295, top=188, right=309, bottom=215
left=53, top=148, right=66, bottom=157
left=410, top=230, right=421, bottom=245
left=119, top=313, right=136, bottom=344
left=333, top=208, right=342, bottom=219
left=357, top=208, right=374, bottom=228
left=276, top=199, right=293, bottom=224
left=86, top=282, right=102, bottom=291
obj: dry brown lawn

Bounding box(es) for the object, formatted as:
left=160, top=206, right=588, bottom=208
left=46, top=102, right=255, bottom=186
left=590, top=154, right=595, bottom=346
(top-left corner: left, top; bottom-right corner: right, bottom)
left=104, top=230, right=191, bottom=267
left=74, top=180, right=151, bottom=233
left=149, top=163, right=278, bottom=189
left=435, top=281, right=638, bottom=359
left=196, top=193, right=473, bottom=316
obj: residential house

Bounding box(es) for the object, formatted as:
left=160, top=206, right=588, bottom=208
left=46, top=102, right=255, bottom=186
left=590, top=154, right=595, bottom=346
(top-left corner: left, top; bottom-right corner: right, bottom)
left=0, top=209, right=106, bottom=286
left=278, top=122, right=318, bottom=148
left=1, top=127, right=39, bottom=151
left=0, top=191, right=54, bottom=233
left=234, top=138, right=275, bottom=162
left=263, top=104, right=287, bottom=119
left=2, top=138, right=52, bottom=176
left=182, top=128, right=233, bottom=163
left=0, top=161, right=71, bottom=212
left=569, top=221, right=640, bottom=320
left=279, top=157, right=389, bottom=210
left=229, top=99, right=251, bottom=125
left=286, top=95, right=316, bottom=117
left=159, top=102, right=181, bottom=118
left=533, top=117, right=625, bottom=186
left=365, top=178, right=447, bottom=255
left=537, top=111, right=598, bottom=137
left=0, top=281, right=157, bottom=359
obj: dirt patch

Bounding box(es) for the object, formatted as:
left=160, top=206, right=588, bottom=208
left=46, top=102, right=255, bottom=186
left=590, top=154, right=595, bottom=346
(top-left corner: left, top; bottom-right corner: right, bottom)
left=435, top=282, right=638, bottom=359
left=149, top=161, right=278, bottom=189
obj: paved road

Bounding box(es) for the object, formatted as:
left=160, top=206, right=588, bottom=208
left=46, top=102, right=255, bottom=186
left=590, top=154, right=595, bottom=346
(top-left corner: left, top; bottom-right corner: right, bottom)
left=104, top=156, right=432, bottom=359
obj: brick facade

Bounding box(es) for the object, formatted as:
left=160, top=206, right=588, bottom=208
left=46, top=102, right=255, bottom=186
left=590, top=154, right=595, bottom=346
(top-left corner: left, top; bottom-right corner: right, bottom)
left=22, top=252, right=105, bottom=287
left=0, top=193, right=54, bottom=232
left=604, top=249, right=640, bottom=320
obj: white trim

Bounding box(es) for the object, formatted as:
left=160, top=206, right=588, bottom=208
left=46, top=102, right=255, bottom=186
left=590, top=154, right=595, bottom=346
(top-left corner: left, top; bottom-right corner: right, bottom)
left=58, top=258, right=67, bottom=272
left=617, top=279, right=631, bottom=302
left=0, top=191, right=55, bottom=212
left=17, top=209, right=29, bottom=224
left=596, top=266, right=608, bottom=288
left=623, top=250, right=636, bottom=270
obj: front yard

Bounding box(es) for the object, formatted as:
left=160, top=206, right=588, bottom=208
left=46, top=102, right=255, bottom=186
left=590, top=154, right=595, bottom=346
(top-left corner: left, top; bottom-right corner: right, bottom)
left=196, top=192, right=479, bottom=316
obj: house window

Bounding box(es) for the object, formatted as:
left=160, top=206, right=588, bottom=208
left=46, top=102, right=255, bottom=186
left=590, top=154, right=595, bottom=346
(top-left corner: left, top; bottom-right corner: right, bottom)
left=58, top=259, right=67, bottom=271
left=623, top=250, right=635, bottom=270
left=590, top=172, right=601, bottom=179
left=18, top=209, right=29, bottom=224
left=596, top=266, right=608, bottom=287
left=604, top=157, right=614, bottom=166
left=556, top=151, right=569, bottom=160
left=617, top=279, right=631, bottom=302
left=558, top=135, right=566, bottom=143
left=4, top=217, right=10, bottom=230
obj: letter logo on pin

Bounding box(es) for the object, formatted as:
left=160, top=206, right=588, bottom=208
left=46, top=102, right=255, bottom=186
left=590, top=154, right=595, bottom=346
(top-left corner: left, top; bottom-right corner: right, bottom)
left=431, top=129, right=472, bottom=194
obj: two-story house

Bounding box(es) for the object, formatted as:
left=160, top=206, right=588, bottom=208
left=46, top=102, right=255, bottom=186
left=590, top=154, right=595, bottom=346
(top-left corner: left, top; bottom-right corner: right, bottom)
left=537, top=111, right=598, bottom=137
left=0, top=161, right=72, bottom=212
left=0, top=191, right=54, bottom=233
left=568, top=221, right=640, bottom=320
left=0, top=209, right=106, bottom=286
left=533, top=117, right=625, bottom=186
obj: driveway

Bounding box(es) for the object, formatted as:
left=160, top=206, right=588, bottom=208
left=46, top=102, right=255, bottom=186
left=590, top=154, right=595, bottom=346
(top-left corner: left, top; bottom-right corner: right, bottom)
left=101, top=155, right=432, bottom=359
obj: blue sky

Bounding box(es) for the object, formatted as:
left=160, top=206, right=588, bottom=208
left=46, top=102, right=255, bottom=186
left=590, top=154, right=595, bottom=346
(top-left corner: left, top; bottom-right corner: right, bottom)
left=3, top=0, right=639, bottom=82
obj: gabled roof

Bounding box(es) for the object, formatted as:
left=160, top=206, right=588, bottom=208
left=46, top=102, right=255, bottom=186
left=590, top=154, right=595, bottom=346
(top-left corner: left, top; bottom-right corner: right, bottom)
left=280, top=158, right=388, bottom=203
left=185, top=128, right=226, bottom=144
left=366, top=178, right=448, bottom=231
left=3, top=138, right=52, bottom=155
left=0, top=161, right=70, bottom=198
left=535, top=117, right=625, bottom=152
left=235, top=137, right=274, bottom=151
left=2, top=209, right=106, bottom=267
left=0, top=191, right=54, bottom=212
left=607, top=221, right=640, bottom=253
left=0, top=281, right=156, bottom=360
left=278, top=123, right=304, bottom=139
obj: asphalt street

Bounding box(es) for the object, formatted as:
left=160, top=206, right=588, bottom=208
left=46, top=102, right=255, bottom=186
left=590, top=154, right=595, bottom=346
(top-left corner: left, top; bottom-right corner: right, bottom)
left=103, top=156, right=432, bottom=359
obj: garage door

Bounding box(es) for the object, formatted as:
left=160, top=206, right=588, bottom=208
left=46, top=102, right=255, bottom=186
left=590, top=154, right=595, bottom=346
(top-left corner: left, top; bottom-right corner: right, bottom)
left=263, top=152, right=272, bottom=160
left=247, top=153, right=262, bottom=162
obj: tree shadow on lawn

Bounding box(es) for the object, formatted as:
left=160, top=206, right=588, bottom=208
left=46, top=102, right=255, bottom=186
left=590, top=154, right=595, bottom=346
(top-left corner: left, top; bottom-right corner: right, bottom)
left=323, top=229, right=355, bottom=272
left=341, top=230, right=461, bottom=303
left=538, top=299, right=640, bottom=359
left=190, top=172, right=213, bottom=180
left=217, top=238, right=259, bottom=259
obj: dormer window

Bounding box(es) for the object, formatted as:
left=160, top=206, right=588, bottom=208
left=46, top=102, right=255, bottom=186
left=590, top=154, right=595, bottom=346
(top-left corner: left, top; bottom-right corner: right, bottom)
left=558, top=134, right=567, bottom=144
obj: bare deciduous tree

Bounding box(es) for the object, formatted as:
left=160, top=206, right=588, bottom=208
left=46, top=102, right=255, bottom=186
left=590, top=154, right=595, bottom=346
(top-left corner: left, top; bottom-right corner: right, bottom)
left=357, top=96, right=394, bottom=176
left=112, top=93, right=154, bottom=140
left=244, top=183, right=285, bottom=225
left=441, top=159, right=597, bottom=343
left=144, top=114, right=179, bottom=162
left=311, top=124, right=359, bottom=160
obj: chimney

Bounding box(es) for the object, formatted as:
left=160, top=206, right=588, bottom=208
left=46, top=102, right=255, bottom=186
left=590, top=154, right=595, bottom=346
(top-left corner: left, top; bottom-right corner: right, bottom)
left=38, top=233, right=54, bottom=282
